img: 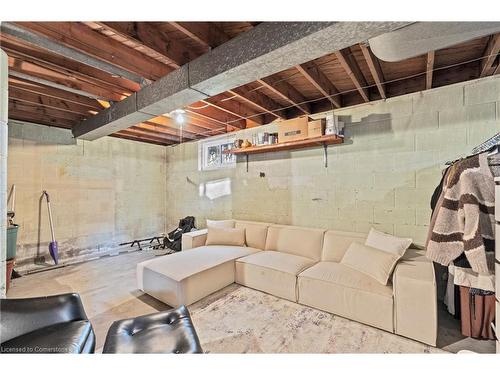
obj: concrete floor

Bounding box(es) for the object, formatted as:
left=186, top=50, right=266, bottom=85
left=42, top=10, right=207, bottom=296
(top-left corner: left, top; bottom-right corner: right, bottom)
left=6, top=251, right=496, bottom=353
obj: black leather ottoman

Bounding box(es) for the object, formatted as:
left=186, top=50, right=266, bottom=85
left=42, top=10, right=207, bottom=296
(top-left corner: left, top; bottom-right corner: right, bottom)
left=0, top=293, right=95, bottom=354
left=102, top=305, right=202, bottom=353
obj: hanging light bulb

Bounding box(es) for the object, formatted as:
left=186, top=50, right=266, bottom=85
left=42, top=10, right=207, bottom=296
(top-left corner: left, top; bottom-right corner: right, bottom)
left=170, top=109, right=186, bottom=125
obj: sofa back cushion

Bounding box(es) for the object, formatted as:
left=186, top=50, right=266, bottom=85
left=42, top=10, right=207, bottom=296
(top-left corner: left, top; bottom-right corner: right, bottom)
left=205, top=227, right=245, bottom=246
left=235, top=221, right=269, bottom=250
left=265, top=225, right=325, bottom=261
left=321, top=230, right=367, bottom=262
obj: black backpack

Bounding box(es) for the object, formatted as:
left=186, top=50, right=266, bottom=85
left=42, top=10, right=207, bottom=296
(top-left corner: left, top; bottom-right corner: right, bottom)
left=164, top=216, right=196, bottom=252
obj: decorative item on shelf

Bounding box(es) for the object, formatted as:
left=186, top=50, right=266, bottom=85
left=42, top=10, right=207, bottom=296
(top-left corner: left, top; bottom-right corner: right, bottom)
left=325, top=113, right=345, bottom=137
left=241, top=139, right=252, bottom=148
left=234, top=139, right=243, bottom=149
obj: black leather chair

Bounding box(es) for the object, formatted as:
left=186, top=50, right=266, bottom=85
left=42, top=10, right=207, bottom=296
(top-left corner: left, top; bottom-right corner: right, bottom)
left=102, top=305, right=202, bottom=353
left=0, top=293, right=95, bottom=354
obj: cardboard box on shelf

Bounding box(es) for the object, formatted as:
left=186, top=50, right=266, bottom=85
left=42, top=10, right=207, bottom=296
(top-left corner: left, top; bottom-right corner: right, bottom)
left=308, top=119, right=325, bottom=138
left=278, top=117, right=308, bottom=143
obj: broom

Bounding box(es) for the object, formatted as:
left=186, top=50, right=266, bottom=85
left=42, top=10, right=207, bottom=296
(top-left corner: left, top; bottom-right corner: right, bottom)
left=42, top=191, right=59, bottom=264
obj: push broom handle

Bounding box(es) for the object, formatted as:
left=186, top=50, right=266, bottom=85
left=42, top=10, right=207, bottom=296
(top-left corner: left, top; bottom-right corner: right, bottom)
left=43, top=191, right=56, bottom=242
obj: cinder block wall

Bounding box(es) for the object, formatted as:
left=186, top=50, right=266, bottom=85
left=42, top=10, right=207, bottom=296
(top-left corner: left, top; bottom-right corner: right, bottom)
left=7, top=122, right=167, bottom=272
left=1, top=50, right=8, bottom=296
left=165, top=75, right=500, bottom=246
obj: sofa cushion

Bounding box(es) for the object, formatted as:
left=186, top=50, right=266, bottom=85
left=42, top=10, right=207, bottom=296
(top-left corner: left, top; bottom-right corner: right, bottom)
left=235, top=221, right=269, bottom=250
left=205, top=227, right=245, bottom=246
left=138, top=245, right=259, bottom=283
left=340, top=242, right=402, bottom=285
left=365, top=228, right=412, bottom=256
left=321, top=230, right=367, bottom=262
left=235, top=251, right=316, bottom=302
left=265, top=225, right=325, bottom=261
left=297, top=262, right=394, bottom=332
left=137, top=245, right=260, bottom=306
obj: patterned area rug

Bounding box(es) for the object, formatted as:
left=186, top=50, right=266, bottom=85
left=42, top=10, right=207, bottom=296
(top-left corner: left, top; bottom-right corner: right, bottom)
left=189, top=284, right=445, bottom=354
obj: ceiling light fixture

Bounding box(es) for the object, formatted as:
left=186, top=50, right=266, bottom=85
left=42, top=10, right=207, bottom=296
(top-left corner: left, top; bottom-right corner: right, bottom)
left=169, top=109, right=186, bottom=125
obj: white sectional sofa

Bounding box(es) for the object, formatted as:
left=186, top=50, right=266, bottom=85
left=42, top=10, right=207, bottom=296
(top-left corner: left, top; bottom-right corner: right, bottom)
left=137, top=220, right=437, bottom=346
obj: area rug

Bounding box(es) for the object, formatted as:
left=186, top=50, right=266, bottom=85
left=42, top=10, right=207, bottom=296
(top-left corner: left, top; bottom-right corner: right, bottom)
left=189, top=284, right=445, bottom=354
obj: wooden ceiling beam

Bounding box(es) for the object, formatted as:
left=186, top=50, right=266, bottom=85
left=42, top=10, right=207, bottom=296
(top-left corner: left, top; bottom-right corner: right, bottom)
left=185, top=108, right=245, bottom=130
left=9, top=99, right=84, bottom=122
left=480, top=33, right=500, bottom=77
left=168, top=22, right=230, bottom=50
left=228, top=87, right=287, bottom=120
left=9, top=86, right=97, bottom=116
left=8, top=77, right=103, bottom=111
left=12, top=22, right=171, bottom=81
left=110, top=132, right=172, bottom=146
left=296, top=61, right=342, bottom=108
left=0, top=35, right=140, bottom=93
left=148, top=115, right=224, bottom=137
left=258, top=77, right=311, bottom=115
left=8, top=56, right=126, bottom=102
left=335, top=48, right=369, bottom=102
left=128, top=126, right=184, bottom=143
left=90, top=22, right=194, bottom=68
left=359, top=43, right=386, bottom=99
left=201, top=96, right=266, bottom=125
left=8, top=108, right=74, bottom=129
left=1, top=22, right=146, bottom=84
left=426, top=51, right=435, bottom=90
left=138, top=121, right=199, bottom=141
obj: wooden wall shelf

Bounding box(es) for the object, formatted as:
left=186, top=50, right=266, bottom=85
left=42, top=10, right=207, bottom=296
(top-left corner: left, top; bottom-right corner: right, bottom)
left=224, top=134, right=344, bottom=170
left=225, top=135, right=344, bottom=155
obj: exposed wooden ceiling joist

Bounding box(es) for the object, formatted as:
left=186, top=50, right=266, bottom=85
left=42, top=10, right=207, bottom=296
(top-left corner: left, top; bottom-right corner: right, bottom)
left=1, top=22, right=147, bottom=84
left=480, top=33, right=500, bottom=77
left=201, top=96, right=266, bottom=125
left=335, top=48, right=370, bottom=102
left=73, top=22, right=407, bottom=140
left=258, top=78, right=311, bottom=115
left=359, top=42, right=386, bottom=99
left=296, top=61, right=341, bottom=108
left=426, top=51, right=435, bottom=90
left=168, top=22, right=230, bottom=50
left=112, top=130, right=174, bottom=146
left=86, top=22, right=193, bottom=69
left=12, top=22, right=171, bottom=81
left=227, top=87, right=287, bottom=120
left=8, top=108, right=75, bottom=129
left=139, top=121, right=199, bottom=141
left=147, top=116, right=221, bottom=137
left=8, top=77, right=104, bottom=111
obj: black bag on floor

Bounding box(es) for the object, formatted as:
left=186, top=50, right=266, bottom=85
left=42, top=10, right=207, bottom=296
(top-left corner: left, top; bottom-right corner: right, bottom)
left=164, top=216, right=196, bottom=252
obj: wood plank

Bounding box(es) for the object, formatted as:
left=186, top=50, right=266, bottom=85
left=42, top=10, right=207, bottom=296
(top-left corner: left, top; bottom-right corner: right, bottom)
left=226, top=134, right=343, bottom=155
left=15, top=22, right=171, bottom=80
left=117, top=129, right=176, bottom=144
left=8, top=108, right=75, bottom=128
left=9, top=86, right=97, bottom=115
left=258, top=77, right=311, bottom=115
left=201, top=96, right=265, bottom=126
left=8, top=77, right=103, bottom=110
left=296, top=61, right=341, bottom=108
left=335, top=48, right=369, bottom=102
left=426, top=51, right=435, bottom=90
left=480, top=33, right=500, bottom=77
left=8, top=56, right=126, bottom=101
left=228, top=87, right=287, bottom=120
left=137, top=122, right=199, bottom=140
left=184, top=108, right=243, bottom=130
left=9, top=100, right=85, bottom=122
left=94, top=22, right=196, bottom=68
left=128, top=126, right=183, bottom=143
left=359, top=43, right=386, bottom=99
left=168, top=22, right=230, bottom=50
left=1, top=34, right=140, bottom=93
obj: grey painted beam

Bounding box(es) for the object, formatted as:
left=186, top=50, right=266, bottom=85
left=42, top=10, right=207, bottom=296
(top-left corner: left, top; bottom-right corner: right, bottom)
left=1, top=22, right=145, bottom=84
left=73, top=22, right=409, bottom=140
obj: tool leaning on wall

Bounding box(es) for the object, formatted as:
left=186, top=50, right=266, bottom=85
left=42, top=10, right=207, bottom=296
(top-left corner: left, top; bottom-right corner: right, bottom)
left=42, top=190, right=59, bottom=265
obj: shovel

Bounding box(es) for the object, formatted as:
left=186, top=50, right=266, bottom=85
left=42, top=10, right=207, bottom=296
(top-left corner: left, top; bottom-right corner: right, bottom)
left=42, top=190, right=59, bottom=264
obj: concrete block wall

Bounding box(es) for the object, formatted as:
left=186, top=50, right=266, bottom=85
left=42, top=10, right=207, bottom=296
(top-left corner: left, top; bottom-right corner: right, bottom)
left=7, top=122, right=167, bottom=272
left=165, top=75, right=500, bottom=246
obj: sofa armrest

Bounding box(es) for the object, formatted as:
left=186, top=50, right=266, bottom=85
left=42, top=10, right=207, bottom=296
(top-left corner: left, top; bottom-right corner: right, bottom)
left=393, top=249, right=438, bottom=346
left=0, top=293, right=88, bottom=343
left=182, top=229, right=208, bottom=250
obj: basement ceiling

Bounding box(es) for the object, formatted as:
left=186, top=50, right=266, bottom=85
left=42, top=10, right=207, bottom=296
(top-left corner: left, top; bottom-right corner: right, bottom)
left=1, top=22, right=499, bottom=146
